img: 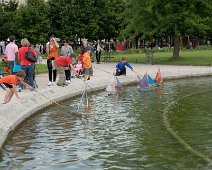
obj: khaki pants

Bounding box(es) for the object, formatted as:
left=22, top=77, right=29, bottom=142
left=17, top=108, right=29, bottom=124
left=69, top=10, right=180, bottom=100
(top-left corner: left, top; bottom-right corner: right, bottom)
left=55, top=65, right=65, bottom=85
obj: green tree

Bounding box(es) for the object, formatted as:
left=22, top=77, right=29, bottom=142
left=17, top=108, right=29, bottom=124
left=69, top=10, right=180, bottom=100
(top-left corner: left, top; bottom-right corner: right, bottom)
left=0, top=1, right=18, bottom=41
left=48, top=0, right=98, bottom=41
left=122, top=0, right=212, bottom=58
left=15, top=0, right=50, bottom=44
left=48, top=0, right=125, bottom=41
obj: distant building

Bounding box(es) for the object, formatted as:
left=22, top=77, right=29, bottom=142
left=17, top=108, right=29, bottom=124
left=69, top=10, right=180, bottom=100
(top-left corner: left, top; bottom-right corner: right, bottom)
left=0, top=0, right=27, bottom=5
left=0, top=0, right=48, bottom=6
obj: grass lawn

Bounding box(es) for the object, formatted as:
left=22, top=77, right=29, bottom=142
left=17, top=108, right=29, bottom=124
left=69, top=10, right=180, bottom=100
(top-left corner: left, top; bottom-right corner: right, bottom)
left=108, top=50, right=212, bottom=66
left=35, top=64, right=48, bottom=74
left=1, top=49, right=212, bottom=75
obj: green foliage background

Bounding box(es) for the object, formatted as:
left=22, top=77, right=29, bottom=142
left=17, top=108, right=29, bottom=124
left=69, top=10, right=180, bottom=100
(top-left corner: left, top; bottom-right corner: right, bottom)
left=0, top=0, right=125, bottom=44
left=0, top=0, right=211, bottom=58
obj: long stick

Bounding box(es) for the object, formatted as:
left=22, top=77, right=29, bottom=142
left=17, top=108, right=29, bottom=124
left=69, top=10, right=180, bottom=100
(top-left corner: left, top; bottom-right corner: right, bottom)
left=79, top=77, right=93, bottom=89
left=93, top=66, right=113, bottom=75
left=34, top=89, right=82, bottom=118
left=94, top=66, right=141, bottom=78
left=132, top=70, right=142, bottom=80
left=132, top=70, right=141, bottom=76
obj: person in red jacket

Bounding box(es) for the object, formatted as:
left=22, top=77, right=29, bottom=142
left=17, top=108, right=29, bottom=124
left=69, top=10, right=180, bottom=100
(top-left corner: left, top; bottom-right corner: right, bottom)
left=54, top=54, right=75, bottom=87
left=18, top=38, right=37, bottom=88
left=0, top=70, right=33, bottom=104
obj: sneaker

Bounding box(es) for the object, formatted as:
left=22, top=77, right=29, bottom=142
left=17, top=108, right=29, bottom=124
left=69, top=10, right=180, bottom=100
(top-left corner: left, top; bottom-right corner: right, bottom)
left=57, top=83, right=64, bottom=87
left=17, top=86, right=22, bottom=92
left=63, top=83, right=68, bottom=86
left=53, top=82, right=56, bottom=85
left=48, top=81, right=53, bottom=86
left=67, top=80, right=71, bottom=84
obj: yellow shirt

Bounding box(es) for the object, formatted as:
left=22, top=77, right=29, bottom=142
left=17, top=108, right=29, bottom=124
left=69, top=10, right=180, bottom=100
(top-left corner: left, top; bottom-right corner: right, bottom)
left=83, top=52, right=91, bottom=68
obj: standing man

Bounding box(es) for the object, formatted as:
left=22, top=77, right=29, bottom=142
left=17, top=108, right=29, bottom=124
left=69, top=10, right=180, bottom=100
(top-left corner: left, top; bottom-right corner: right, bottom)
left=5, top=36, right=18, bottom=75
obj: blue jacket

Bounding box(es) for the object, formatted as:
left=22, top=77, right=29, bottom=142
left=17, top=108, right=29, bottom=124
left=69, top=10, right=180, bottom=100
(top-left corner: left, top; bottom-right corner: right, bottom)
left=116, top=61, right=133, bottom=71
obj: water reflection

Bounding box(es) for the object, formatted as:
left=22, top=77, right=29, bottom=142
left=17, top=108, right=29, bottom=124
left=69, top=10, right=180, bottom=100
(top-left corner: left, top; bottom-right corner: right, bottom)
left=0, top=77, right=212, bottom=170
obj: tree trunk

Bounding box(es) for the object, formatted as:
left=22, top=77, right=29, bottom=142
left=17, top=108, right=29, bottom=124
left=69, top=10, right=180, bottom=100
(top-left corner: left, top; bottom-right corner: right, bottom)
left=173, top=35, right=180, bottom=58
left=135, top=37, right=138, bottom=49
left=160, top=38, right=163, bottom=48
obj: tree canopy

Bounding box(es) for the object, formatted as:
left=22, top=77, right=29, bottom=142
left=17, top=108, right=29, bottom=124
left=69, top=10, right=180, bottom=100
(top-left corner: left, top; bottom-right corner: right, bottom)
left=122, top=0, right=212, bottom=57
left=0, top=0, right=125, bottom=44
left=0, top=0, right=211, bottom=56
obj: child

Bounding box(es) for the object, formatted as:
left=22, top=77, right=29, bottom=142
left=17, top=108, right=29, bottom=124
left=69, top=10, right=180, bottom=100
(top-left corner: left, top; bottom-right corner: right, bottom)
left=13, top=56, right=22, bottom=92
left=83, top=47, right=92, bottom=81
left=116, top=57, right=133, bottom=76
left=0, top=70, right=33, bottom=104
left=74, top=60, right=83, bottom=77
left=72, top=55, right=78, bottom=66
left=54, top=54, right=74, bottom=87
left=13, top=54, right=21, bottom=74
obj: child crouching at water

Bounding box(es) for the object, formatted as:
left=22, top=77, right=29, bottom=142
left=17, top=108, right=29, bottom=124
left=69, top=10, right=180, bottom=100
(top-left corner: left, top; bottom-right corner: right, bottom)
left=0, top=70, right=33, bottom=104
left=116, top=57, right=133, bottom=76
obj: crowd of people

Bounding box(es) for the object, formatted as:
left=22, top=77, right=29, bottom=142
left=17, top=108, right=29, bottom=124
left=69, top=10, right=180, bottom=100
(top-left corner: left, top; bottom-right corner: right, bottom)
left=0, top=35, right=133, bottom=104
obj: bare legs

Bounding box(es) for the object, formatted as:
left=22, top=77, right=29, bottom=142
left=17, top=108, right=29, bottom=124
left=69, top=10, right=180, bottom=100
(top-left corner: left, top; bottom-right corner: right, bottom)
left=3, top=89, right=14, bottom=104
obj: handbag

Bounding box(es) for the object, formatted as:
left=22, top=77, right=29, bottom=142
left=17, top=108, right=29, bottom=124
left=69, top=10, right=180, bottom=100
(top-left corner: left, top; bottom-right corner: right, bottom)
left=25, top=47, right=37, bottom=63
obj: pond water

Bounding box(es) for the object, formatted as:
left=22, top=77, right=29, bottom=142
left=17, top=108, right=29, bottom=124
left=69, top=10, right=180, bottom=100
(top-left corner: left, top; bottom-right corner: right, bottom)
left=0, top=77, right=212, bottom=170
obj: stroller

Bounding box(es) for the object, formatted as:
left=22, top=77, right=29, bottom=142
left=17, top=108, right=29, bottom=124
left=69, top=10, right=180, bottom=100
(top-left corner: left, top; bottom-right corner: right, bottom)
left=71, top=55, right=85, bottom=78
left=0, top=56, right=10, bottom=76
left=0, top=57, right=10, bottom=91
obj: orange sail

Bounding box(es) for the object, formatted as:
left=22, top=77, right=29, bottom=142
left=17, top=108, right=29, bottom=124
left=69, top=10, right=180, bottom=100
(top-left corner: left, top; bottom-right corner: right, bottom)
left=155, top=69, right=163, bottom=84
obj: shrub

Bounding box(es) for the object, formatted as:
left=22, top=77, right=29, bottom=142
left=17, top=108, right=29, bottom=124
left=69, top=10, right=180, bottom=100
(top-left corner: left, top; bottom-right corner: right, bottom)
left=194, top=45, right=212, bottom=51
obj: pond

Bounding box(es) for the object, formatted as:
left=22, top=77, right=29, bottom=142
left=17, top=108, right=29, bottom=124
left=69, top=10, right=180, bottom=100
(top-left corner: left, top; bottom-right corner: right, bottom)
left=0, top=77, right=212, bottom=170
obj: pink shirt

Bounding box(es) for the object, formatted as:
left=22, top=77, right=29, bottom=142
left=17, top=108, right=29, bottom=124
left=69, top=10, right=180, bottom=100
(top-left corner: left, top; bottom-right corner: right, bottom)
left=5, top=42, right=18, bottom=61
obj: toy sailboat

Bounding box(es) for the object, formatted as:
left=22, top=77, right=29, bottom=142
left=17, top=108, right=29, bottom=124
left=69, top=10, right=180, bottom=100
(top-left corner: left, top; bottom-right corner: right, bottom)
left=116, top=77, right=122, bottom=91
left=106, top=76, right=122, bottom=93
left=77, top=85, right=89, bottom=112
left=139, top=73, right=156, bottom=92
left=155, top=69, right=163, bottom=85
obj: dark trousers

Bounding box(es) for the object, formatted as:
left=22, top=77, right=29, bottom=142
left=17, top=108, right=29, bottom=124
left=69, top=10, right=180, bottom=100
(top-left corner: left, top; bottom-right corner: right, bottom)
left=8, top=61, right=14, bottom=75
left=96, top=51, right=101, bottom=63
left=47, top=59, right=57, bottom=82
left=65, top=68, right=71, bottom=80
left=116, top=67, right=126, bottom=76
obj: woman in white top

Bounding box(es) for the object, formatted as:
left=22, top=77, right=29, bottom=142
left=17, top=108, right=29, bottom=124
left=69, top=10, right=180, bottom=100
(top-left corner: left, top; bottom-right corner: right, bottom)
left=94, top=39, right=102, bottom=64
